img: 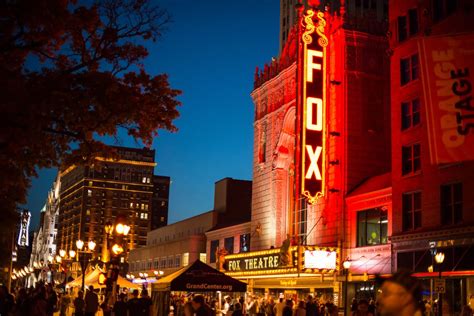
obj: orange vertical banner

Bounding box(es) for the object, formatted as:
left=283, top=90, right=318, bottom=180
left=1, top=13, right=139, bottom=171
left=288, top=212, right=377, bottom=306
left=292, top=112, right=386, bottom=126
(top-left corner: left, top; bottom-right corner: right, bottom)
left=418, top=34, right=474, bottom=164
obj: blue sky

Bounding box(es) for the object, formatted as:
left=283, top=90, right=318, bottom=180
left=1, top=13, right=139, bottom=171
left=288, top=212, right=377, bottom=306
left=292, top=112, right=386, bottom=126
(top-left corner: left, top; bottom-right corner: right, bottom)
left=25, top=0, right=280, bottom=228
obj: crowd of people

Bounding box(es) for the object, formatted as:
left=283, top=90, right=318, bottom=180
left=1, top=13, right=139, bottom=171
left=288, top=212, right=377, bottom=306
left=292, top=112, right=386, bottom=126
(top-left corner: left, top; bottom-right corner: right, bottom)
left=0, top=282, right=153, bottom=316
left=2, top=271, right=474, bottom=316
left=170, top=271, right=474, bottom=316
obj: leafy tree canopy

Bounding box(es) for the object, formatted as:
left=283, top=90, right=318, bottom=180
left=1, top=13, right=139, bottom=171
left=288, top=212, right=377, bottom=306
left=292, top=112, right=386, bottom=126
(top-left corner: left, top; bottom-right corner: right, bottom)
left=0, top=0, right=181, bottom=228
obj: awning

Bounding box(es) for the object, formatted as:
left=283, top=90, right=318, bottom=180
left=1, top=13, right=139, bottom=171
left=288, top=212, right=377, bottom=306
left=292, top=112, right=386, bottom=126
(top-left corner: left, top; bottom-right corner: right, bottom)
left=154, top=260, right=247, bottom=292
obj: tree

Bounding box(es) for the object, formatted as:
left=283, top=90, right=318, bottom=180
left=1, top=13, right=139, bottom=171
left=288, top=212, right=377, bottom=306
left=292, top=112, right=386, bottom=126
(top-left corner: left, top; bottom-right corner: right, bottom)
left=0, top=0, right=181, bottom=229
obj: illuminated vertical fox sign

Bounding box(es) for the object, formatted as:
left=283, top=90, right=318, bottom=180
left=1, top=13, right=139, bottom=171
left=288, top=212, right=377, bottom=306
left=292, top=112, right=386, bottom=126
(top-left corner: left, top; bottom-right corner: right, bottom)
left=300, top=10, right=327, bottom=204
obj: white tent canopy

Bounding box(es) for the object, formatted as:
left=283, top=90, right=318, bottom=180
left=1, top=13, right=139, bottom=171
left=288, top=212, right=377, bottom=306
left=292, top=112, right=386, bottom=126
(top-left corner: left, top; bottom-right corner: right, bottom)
left=66, top=268, right=140, bottom=289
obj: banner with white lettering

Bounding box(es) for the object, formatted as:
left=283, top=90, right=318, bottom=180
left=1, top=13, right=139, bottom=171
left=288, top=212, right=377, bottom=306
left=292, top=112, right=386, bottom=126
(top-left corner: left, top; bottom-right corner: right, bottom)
left=418, top=35, right=474, bottom=164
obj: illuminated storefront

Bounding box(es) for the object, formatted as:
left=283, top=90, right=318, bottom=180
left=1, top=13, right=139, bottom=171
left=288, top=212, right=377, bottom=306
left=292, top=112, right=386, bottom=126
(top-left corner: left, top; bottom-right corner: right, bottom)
left=224, top=246, right=340, bottom=301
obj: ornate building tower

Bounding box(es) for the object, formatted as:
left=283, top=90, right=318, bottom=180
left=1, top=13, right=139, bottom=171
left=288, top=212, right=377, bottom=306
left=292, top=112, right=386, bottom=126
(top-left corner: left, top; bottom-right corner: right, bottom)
left=251, top=0, right=391, bottom=260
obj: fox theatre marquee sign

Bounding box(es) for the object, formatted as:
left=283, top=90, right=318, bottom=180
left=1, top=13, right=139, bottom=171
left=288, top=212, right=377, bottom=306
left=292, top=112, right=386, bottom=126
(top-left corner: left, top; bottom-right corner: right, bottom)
left=300, top=10, right=327, bottom=204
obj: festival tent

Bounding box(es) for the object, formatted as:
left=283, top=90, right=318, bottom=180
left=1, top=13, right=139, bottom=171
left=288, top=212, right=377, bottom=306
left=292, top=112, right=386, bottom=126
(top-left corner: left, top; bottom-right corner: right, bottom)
left=66, top=268, right=140, bottom=289
left=154, top=259, right=247, bottom=292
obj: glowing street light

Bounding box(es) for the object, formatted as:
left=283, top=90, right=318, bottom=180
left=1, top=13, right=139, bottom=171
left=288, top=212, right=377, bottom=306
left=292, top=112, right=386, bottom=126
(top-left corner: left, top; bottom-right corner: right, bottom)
left=342, top=259, right=352, bottom=316
left=76, top=239, right=84, bottom=250
left=69, top=250, right=76, bottom=258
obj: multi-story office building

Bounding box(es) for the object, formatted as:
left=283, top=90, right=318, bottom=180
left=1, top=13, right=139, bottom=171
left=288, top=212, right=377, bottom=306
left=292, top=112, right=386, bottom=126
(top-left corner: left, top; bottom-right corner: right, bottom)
left=129, top=177, right=251, bottom=278
left=56, top=146, right=169, bottom=262
left=389, top=0, right=474, bottom=313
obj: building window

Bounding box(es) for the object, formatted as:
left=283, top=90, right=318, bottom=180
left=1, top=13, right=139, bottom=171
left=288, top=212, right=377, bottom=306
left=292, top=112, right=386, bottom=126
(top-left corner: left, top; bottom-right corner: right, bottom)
left=294, top=200, right=308, bottom=241
left=408, top=9, right=418, bottom=36
left=199, top=253, right=207, bottom=263
left=258, top=123, right=267, bottom=163
left=239, top=234, right=250, bottom=253
left=402, top=191, right=422, bottom=231
left=175, top=255, right=181, bottom=267
left=398, top=8, right=419, bottom=42
left=400, top=54, right=419, bottom=86
left=397, top=16, right=407, bottom=42
left=153, top=258, right=159, bottom=269
left=183, top=253, right=189, bottom=266
left=87, top=190, right=92, bottom=197
left=441, top=183, right=462, bottom=225
left=167, top=256, right=173, bottom=268
left=160, top=258, right=166, bottom=268
left=402, top=143, right=421, bottom=175
left=432, top=0, right=457, bottom=22
left=224, top=237, right=234, bottom=254
left=401, top=98, right=421, bottom=130
left=210, top=240, right=219, bottom=263
left=357, top=208, right=388, bottom=247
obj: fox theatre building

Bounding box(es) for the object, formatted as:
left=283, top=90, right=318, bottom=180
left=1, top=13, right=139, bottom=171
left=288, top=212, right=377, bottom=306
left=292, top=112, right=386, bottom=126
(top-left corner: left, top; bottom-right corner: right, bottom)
left=224, top=1, right=392, bottom=307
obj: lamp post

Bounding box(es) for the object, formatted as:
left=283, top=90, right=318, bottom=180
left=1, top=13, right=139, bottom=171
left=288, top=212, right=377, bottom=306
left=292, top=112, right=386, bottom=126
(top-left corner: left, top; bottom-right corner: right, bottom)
left=75, top=239, right=96, bottom=294
left=435, top=252, right=445, bottom=316
left=343, top=259, right=352, bottom=316
left=58, top=249, right=76, bottom=285
left=104, top=221, right=130, bottom=305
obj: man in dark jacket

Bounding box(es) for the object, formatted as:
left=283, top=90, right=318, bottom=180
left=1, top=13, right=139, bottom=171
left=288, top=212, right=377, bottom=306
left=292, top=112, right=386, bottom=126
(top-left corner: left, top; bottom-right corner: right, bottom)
left=84, top=286, right=99, bottom=316
left=306, top=295, right=319, bottom=316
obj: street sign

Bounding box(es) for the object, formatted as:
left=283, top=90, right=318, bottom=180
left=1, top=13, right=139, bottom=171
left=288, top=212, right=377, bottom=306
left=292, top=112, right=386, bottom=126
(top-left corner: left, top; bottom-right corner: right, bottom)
left=434, top=279, right=446, bottom=293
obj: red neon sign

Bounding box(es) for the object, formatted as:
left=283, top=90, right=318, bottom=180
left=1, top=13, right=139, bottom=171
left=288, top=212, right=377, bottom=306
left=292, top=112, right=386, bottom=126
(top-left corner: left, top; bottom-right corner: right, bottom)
left=300, top=10, right=327, bottom=204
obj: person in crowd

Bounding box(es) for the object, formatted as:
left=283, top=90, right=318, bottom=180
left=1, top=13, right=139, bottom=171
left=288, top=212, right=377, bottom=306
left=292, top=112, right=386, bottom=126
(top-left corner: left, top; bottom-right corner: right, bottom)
left=264, top=297, right=275, bottom=316
left=222, top=296, right=232, bottom=315
left=84, top=286, right=99, bottom=316
left=183, top=301, right=195, bottom=316
left=294, top=300, right=306, bottom=316
left=14, top=287, right=30, bottom=316
left=350, top=298, right=358, bottom=314
left=377, top=270, right=424, bottom=316
left=238, top=297, right=246, bottom=316
left=192, top=294, right=214, bottom=316
left=246, top=296, right=258, bottom=316
left=45, top=283, right=58, bottom=316
left=59, top=289, right=72, bottom=316
left=112, top=293, right=127, bottom=316
left=282, top=300, right=293, bottom=316
left=73, top=291, right=85, bottom=316
left=31, top=285, right=48, bottom=316
left=368, top=299, right=376, bottom=315
left=274, top=298, right=285, bottom=316
left=305, top=295, right=318, bottom=316
left=232, top=303, right=243, bottom=316
left=127, top=289, right=142, bottom=316
left=139, top=289, right=153, bottom=316
left=0, top=285, right=15, bottom=315
left=352, top=299, right=374, bottom=316
left=100, top=292, right=113, bottom=316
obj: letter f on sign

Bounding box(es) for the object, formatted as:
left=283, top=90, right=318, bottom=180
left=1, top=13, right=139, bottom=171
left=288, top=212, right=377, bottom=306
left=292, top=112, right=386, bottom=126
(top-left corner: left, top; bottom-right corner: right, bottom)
left=305, top=145, right=322, bottom=180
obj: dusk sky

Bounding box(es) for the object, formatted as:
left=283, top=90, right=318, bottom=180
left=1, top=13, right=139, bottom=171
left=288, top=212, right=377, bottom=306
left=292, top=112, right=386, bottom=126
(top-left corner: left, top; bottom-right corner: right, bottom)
left=24, top=0, right=280, bottom=228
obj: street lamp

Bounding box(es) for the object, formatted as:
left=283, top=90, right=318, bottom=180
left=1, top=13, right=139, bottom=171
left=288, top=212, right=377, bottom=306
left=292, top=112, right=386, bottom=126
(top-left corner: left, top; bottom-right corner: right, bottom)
left=154, top=270, right=164, bottom=279
left=342, top=259, right=352, bottom=316
left=58, top=249, right=78, bottom=285
left=75, top=239, right=96, bottom=294
left=435, top=252, right=445, bottom=316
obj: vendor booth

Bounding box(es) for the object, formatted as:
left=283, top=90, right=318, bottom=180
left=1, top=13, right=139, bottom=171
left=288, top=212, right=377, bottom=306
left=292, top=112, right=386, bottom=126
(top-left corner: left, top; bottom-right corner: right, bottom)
left=153, top=260, right=247, bottom=315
